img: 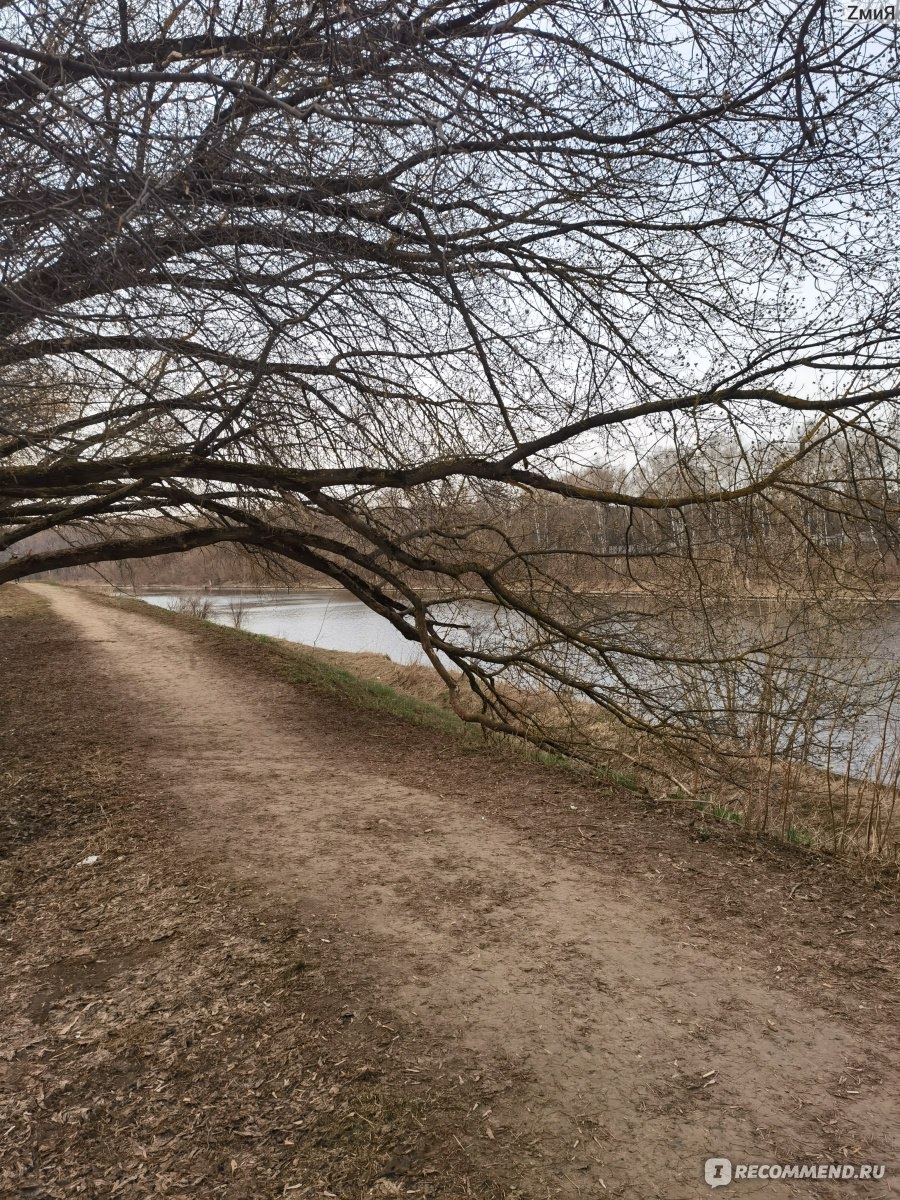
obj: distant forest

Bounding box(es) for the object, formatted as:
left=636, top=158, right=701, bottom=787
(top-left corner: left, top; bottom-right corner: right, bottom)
left=25, top=437, right=900, bottom=595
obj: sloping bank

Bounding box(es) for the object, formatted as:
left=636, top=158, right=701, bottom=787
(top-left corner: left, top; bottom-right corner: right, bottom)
left=109, top=589, right=900, bottom=870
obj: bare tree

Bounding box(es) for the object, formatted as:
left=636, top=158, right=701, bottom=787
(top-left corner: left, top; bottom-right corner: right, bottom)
left=2, top=0, right=900, bottom=770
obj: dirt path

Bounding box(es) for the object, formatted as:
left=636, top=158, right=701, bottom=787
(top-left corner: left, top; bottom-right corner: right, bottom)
left=27, top=584, right=900, bottom=1197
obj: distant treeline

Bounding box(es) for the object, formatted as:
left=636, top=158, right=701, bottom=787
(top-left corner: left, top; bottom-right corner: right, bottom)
left=22, top=440, right=900, bottom=595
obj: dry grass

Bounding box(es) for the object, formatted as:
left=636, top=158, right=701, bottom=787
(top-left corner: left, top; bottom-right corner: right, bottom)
left=0, top=583, right=44, bottom=619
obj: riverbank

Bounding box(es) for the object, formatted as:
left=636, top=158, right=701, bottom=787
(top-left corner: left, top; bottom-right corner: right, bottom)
left=106, top=588, right=900, bottom=868
left=3, top=583, right=900, bottom=1198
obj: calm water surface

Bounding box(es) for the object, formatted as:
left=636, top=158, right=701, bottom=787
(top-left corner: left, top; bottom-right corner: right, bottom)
left=136, top=589, right=433, bottom=664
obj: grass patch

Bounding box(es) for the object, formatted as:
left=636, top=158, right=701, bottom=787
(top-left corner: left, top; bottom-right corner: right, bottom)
left=712, top=803, right=744, bottom=826
left=787, top=825, right=813, bottom=848
left=597, top=766, right=643, bottom=792
left=692, top=797, right=745, bottom=829
left=242, top=629, right=472, bottom=737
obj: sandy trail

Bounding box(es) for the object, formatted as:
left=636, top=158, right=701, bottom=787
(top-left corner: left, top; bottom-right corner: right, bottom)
left=30, top=584, right=900, bottom=1198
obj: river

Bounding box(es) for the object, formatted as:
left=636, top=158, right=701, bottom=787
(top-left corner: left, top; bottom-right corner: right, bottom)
left=133, top=587, right=900, bottom=777
left=135, top=588, right=434, bottom=665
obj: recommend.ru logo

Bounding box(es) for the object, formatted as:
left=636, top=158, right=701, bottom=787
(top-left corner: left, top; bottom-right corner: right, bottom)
left=705, top=1158, right=886, bottom=1186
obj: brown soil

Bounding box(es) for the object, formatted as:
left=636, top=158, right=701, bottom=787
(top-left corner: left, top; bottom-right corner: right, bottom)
left=3, top=583, right=900, bottom=1199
